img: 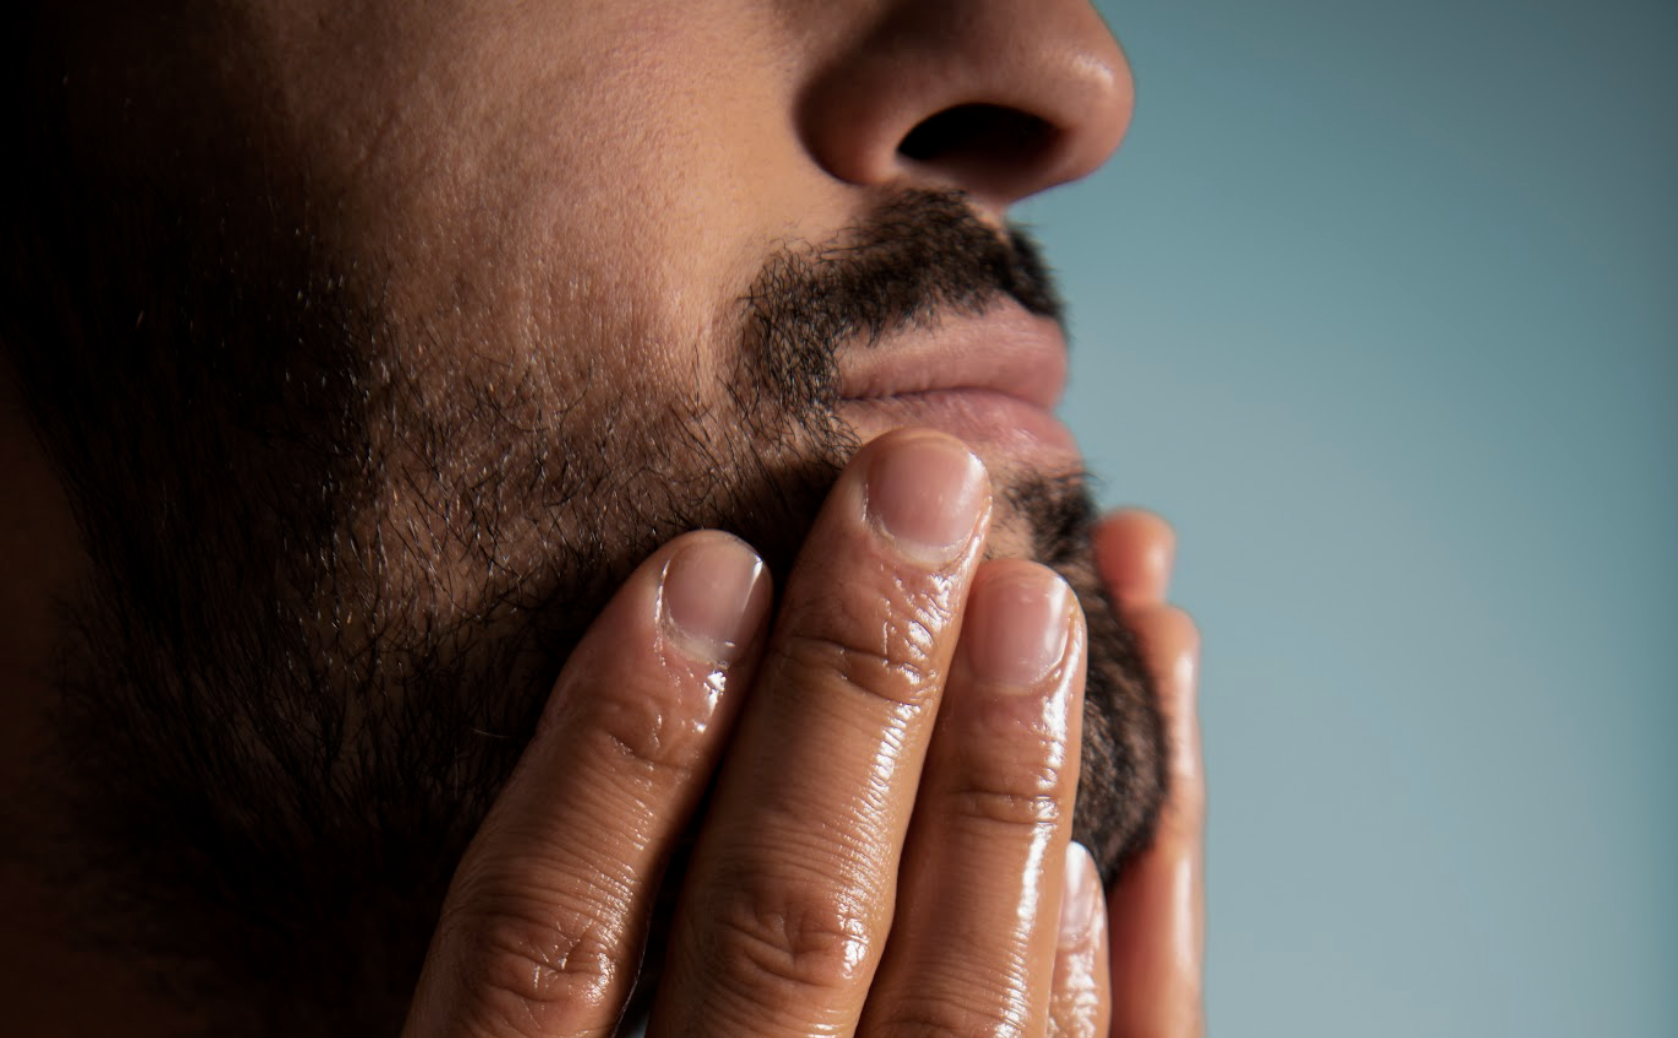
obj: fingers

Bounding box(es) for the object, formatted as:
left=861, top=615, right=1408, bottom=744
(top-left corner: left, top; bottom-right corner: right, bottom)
left=1101, top=521, right=1205, bottom=1038
left=405, top=464, right=1187, bottom=1038
left=860, top=560, right=1090, bottom=1037
left=1096, top=508, right=1205, bottom=1036
left=403, top=532, right=773, bottom=1038
left=652, top=430, right=993, bottom=1038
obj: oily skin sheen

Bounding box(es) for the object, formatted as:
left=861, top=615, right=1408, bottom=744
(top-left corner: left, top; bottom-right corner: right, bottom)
left=0, top=1, right=1206, bottom=1036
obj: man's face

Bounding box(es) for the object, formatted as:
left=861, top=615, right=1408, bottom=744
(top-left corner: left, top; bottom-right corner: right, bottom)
left=5, top=0, right=1161, bottom=1029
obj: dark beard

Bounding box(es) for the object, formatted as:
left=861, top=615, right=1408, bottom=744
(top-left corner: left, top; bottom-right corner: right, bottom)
left=3, top=101, right=1165, bottom=1036
left=741, top=189, right=1165, bottom=879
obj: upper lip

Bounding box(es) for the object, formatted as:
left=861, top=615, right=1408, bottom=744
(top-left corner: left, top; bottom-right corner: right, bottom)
left=834, top=303, right=1069, bottom=410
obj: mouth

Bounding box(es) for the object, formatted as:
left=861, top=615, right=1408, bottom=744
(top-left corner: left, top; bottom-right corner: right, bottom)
left=835, top=303, right=1079, bottom=458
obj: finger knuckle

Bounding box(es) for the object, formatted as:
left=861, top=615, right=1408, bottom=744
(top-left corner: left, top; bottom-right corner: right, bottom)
left=587, top=684, right=711, bottom=777
left=952, top=781, right=1066, bottom=832
left=1175, top=770, right=1209, bottom=823
left=947, top=725, right=1070, bottom=834
left=877, top=1000, right=1031, bottom=1038
left=703, top=877, right=876, bottom=1002
left=1163, top=789, right=1205, bottom=852
left=781, top=620, right=942, bottom=710
left=442, top=895, right=621, bottom=1038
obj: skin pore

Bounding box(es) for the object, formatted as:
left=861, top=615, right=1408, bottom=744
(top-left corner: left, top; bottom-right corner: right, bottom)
left=0, top=2, right=1192, bottom=1036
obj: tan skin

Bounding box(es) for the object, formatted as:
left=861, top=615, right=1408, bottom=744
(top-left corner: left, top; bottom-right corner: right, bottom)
left=3, top=1, right=1205, bottom=1034
left=0, top=426, right=1205, bottom=1038
left=400, top=436, right=1204, bottom=1038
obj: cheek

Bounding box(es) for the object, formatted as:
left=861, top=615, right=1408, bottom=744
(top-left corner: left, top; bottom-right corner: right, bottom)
left=238, top=1, right=876, bottom=618
left=282, top=0, right=832, bottom=412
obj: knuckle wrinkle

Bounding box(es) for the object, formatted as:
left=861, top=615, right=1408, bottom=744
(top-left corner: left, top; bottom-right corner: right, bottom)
left=781, top=626, right=940, bottom=710
left=446, top=900, right=620, bottom=1038
left=879, top=1001, right=1030, bottom=1038
left=706, top=884, right=875, bottom=999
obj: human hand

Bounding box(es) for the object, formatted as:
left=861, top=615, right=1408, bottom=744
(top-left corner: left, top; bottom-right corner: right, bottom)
left=400, top=429, right=1193, bottom=1038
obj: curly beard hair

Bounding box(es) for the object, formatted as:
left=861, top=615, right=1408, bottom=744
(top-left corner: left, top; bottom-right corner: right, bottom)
left=1, top=30, right=1164, bottom=1032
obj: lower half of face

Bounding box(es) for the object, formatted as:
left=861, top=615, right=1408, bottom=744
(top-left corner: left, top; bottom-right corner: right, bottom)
left=7, top=79, right=1162, bottom=1038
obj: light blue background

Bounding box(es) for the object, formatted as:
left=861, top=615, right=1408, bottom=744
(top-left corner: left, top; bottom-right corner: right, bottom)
left=1020, top=1, right=1677, bottom=1034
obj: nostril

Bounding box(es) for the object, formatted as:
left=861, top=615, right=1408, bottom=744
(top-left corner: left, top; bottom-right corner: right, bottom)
left=798, top=0, right=1130, bottom=204
left=897, top=103, right=1057, bottom=170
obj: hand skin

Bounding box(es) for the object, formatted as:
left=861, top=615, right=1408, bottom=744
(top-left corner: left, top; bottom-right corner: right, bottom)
left=1096, top=512, right=1206, bottom=1038
left=401, top=431, right=1205, bottom=1038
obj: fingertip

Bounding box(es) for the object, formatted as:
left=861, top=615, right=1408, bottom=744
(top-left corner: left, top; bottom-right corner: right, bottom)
left=535, top=530, right=770, bottom=742
left=1128, top=601, right=1198, bottom=689
left=660, top=530, right=773, bottom=665
left=1094, top=509, right=1176, bottom=607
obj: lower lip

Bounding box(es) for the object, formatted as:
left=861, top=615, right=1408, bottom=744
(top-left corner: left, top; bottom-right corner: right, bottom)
left=837, top=389, right=1082, bottom=459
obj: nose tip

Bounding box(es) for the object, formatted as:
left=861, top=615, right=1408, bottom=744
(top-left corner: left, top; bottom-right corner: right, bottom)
left=799, top=0, right=1134, bottom=211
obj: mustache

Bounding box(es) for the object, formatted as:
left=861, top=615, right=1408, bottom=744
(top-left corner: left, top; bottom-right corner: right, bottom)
left=743, top=188, right=1063, bottom=415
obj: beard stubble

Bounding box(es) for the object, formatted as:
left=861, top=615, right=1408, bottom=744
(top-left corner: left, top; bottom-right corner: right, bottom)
left=3, top=172, right=1165, bottom=1033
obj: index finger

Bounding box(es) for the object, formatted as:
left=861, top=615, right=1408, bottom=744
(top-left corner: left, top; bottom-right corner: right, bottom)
left=403, top=532, right=772, bottom=1038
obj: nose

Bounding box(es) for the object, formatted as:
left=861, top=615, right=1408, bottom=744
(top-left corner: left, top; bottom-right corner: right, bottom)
left=797, top=0, right=1134, bottom=212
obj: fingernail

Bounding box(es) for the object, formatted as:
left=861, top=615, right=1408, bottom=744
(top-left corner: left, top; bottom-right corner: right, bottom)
left=1059, top=842, right=1102, bottom=947
left=865, top=434, right=988, bottom=562
left=964, top=565, right=1074, bottom=691
left=661, top=535, right=766, bottom=663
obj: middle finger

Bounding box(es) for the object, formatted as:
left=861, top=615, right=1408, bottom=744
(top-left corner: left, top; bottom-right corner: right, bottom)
left=651, top=430, right=992, bottom=1038
left=860, top=559, right=1089, bottom=1037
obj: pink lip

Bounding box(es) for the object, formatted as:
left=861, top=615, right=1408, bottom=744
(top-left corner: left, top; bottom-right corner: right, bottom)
left=835, top=304, right=1079, bottom=457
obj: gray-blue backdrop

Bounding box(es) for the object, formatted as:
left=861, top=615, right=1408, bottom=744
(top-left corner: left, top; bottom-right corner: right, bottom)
left=1021, top=1, right=1677, bottom=1033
